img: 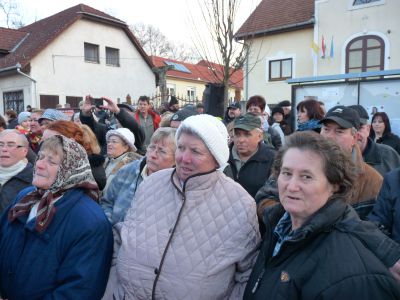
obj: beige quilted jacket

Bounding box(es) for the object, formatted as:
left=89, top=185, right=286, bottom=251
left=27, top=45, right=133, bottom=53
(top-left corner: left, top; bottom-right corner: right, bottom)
left=111, top=168, right=260, bottom=300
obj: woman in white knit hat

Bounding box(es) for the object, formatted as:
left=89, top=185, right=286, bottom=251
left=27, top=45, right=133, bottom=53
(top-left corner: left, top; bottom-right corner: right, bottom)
left=103, top=128, right=141, bottom=194
left=106, top=114, right=260, bottom=300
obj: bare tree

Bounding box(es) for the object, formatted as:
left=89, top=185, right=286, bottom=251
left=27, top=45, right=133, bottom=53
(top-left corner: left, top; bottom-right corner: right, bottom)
left=189, top=0, right=249, bottom=107
left=130, top=22, right=200, bottom=63
left=0, top=0, right=24, bottom=28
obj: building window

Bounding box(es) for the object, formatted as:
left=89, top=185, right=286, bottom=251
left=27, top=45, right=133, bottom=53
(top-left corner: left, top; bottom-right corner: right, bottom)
left=106, top=47, right=120, bottom=66
left=346, top=35, right=384, bottom=73
left=269, top=58, right=292, bottom=81
left=40, top=95, right=59, bottom=109
left=84, top=42, right=99, bottom=63
left=3, top=90, right=24, bottom=113
left=66, top=96, right=83, bottom=108
left=349, top=0, right=385, bottom=10
left=167, top=84, right=176, bottom=96
left=353, top=0, right=380, bottom=5
left=187, top=87, right=196, bottom=101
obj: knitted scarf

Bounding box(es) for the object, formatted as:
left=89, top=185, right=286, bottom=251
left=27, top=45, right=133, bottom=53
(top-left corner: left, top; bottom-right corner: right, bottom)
left=0, top=160, right=27, bottom=186
left=297, top=119, right=321, bottom=132
left=8, top=135, right=99, bottom=233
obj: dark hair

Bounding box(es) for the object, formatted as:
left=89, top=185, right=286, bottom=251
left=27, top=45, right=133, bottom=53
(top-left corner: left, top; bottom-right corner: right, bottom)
left=0, top=115, right=6, bottom=130
left=370, top=112, right=391, bottom=138
left=296, top=99, right=325, bottom=120
left=5, top=110, right=17, bottom=119
left=138, top=95, right=150, bottom=104
left=246, top=95, right=266, bottom=111
left=273, top=131, right=355, bottom=202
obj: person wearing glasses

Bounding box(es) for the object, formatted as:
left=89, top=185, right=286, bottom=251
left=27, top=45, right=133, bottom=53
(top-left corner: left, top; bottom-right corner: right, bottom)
left=101, top=127, right=176, bottom=225
left=0, top=129, right=33, bottom=214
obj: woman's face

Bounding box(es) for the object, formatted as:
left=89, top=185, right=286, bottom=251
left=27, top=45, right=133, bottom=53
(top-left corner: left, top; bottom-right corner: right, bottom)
left=278, top=148, right=336, bottom=230
left=175, top=133, right=218, bottom=181
left=107, top=135, right=129, bottom=158
left=32, top=149, right=62, bottom=189
left=297, top=108, right=309, bottom=123
left=146, top=139, right=175, bottom=175
left=21, top=118, right=32, bottom=130
left=273, top=113, right=283, bottom=123
left=247, top=105, right=262, bottom=116
left=372, top=116, right=385, bottom=135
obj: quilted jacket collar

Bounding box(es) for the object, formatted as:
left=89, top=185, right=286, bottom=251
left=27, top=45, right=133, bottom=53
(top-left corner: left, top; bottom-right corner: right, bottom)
left=170, top=168, right=218, bottom=194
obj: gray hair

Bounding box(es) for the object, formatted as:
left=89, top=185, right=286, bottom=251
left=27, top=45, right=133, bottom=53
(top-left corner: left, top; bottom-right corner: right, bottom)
left=0, top=129, right=29, bottom=148
left=150, top=127, right=177, bottom=152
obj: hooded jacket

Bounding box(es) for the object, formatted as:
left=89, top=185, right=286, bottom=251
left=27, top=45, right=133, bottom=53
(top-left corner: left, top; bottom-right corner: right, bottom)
left=244, top=200, right=400, bottom=300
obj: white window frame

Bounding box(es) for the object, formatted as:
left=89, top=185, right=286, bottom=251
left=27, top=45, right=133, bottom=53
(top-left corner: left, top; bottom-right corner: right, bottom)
left=187, top=87, right=196, bottom=101
left=167, top=83, right=176, bottom=96
left=347, top=0, right=385, bottom=11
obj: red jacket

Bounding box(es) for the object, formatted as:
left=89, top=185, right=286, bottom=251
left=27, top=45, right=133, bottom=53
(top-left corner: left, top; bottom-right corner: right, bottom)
left=134, top=109, right=161, bottom=130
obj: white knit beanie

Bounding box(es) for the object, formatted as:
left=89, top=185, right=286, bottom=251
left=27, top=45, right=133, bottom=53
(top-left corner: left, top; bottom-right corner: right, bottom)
left=106, top=128, right=137, bottom=151
left=176, top=114, right=229, bottom=169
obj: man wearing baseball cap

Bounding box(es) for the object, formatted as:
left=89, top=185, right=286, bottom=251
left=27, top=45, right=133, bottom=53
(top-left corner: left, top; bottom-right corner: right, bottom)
left=222, top=102, right=241, bottom=126
left=349, top=104, right=400, bottom=176
left=226, top=113, right=276, bottom=198
left=319, top=105, right=382, bottom=219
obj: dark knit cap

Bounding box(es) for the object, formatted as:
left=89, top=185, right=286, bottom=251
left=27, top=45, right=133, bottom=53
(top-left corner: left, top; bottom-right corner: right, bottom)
left=278, top=100, right=291, bottom=107
left=271, top=106, right=284, bottom=116
left=169, top=96, right=179, bottom=107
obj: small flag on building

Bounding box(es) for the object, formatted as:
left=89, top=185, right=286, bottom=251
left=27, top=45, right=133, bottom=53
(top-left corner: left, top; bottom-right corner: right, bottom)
left=321, top=35, right=326, bottom=58
left=330, top=36, right=334, bottom=58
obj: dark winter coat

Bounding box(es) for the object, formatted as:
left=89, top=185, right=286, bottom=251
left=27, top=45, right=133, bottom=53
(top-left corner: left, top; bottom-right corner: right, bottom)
left=88, top=154, right=107, bottom=190
left=369, top=167, right=400, bottom=243
left=375, top=133, right=400, bottom=155
left=244, top=199, right=400, bottom=300
left=363, top=137, right=400, bottom=176
left=0, top=187, right=113, bottom=300
left=6, top=118, right=18, bottom=129
left=226, top=143, right=276, bottom=198
left=0, top=163, right=33, bottom=214
left=80, top=108, right=145, bottom=155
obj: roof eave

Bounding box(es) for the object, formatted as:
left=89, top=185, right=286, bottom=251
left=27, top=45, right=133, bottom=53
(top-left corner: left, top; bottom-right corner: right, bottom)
left=234, top=18, right=315, bottom=41
left=0, top=64, right=19, bottom=76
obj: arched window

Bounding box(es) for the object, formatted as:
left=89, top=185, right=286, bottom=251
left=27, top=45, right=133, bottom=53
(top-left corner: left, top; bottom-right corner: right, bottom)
left=346, top=35, right=384, bottom=73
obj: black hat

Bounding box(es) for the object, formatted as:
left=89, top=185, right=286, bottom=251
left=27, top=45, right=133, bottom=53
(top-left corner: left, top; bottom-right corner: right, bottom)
left=278, top=100, right=291, bottom=107
left=228, top=102, right=241, bottom=110
left=234, top=113, right=261, bottom=131
left=169, top=96, right=179, bottom=107
left=271, top=106, right=284, bottom=117
left=171, top=106, right=198, bottom=122
left=348, top=105, right=369, bottom=125
left=117, top=103, right=134, bottom=112
left=320, top=105, right=360, bottom=130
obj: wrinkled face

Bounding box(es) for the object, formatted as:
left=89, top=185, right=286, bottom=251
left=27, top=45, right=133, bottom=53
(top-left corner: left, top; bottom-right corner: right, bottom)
left=0, top=132, right=28, bottom=167
left=278, top=148, right=336, bottom=229
left=30, top=113, right=43, bottom=134
left=32, top=149, right=62, bottom=189
left=372, top=116, right=385, bottom=135
left=146, top=139, right=175, bottom=175
left=107, top=135, right=129, bottom=158
left=175, top=133, right=218, bottom=181
left=138, top=100, right=149, bottom=114
left=297, top=108, right=309, bottom=123
left=320, top=121, right=356, bottom=153
left=228, top=108, right=240, bottom=118
left=357, top=124, right=370, bottom=150
left=233, top=128, right=262, bottom=158
left=247, top=105, right=262, bottom=116
left=273, top=112, right=284, bottom=123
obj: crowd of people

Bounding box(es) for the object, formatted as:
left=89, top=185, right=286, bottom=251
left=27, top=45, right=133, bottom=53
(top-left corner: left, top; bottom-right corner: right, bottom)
left=1, top=94, right=400, bottom=299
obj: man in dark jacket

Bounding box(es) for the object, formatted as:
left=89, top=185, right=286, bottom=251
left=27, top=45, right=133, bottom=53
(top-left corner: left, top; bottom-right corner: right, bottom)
left=80, top=96, right=145, bottom=155
left=226, top=113, right=276, bottom=198
left=222, top=102, right=241, bottom=125
left=0, top=130, right=33, bottom=213
left=349, top=104, right=400, bottom=176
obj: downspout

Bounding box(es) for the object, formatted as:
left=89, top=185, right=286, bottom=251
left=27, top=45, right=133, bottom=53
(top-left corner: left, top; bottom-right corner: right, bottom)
left=16, top=64, right=38, bottom=109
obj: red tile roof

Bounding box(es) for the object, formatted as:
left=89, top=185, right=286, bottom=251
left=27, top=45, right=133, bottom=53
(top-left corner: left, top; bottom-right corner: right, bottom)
left=0, top=27, right=28, bottom=52
left=235, top=0, right=315, bottom=39
left=0, top=4, right=153, bottom=70
left=151, top=56, right=243, bottom=89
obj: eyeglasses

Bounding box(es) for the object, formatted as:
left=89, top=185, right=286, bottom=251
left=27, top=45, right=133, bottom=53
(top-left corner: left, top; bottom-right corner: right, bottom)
left=0, top=142, right=25, bottom=150
left=147, top=144, right=171, bottom=157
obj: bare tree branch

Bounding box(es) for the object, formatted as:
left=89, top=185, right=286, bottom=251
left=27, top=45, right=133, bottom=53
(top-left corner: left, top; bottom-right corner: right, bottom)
left=0, top=0, right=24, bottom=28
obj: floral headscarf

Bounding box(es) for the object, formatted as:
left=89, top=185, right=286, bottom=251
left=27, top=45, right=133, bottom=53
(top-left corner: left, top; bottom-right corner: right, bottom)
left=8, top=135, right=99, bottom=233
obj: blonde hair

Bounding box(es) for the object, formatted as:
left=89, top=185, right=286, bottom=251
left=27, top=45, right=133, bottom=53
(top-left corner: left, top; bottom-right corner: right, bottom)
left=81, top=124, right=101, bottom=154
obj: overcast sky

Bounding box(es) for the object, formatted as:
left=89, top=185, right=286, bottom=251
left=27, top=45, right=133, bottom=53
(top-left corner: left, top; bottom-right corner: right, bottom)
left=2, top=0, right=261, bottom=48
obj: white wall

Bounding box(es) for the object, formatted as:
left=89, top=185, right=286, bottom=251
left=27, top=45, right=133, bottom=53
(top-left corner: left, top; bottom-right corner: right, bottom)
left=29, top=19, right=155, bottom=107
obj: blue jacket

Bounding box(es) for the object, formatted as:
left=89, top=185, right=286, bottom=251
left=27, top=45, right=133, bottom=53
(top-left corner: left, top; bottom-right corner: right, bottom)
left=0, top=187, right=113, bottom=300
left=369, top=167, right=400, bottom=243
left=101, top=157, right=146, bottom=225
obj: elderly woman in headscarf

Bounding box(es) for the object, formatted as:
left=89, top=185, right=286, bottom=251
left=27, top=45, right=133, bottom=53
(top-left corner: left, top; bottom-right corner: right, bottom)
left=0, top=135, right=113, bottom=299
left=103, top=127, right=142, bottom=194
left=107, top=114, right=260, bottom=299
